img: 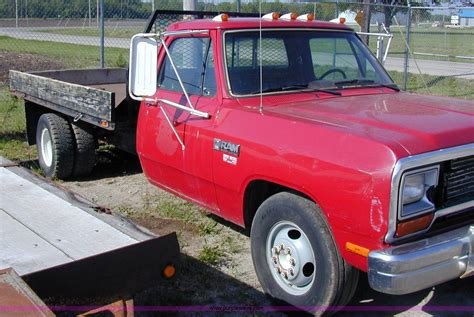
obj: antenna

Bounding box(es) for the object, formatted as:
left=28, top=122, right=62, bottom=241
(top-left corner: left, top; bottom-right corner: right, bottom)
left=259, top=0, right=263, bottom=113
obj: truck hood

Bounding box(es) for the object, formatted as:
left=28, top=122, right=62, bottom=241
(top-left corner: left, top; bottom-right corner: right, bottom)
left=266, top=92, right=474, bottom=156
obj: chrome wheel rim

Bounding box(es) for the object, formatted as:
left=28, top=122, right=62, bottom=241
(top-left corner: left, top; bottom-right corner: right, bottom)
left=40, top=128, right=53, bottom=167
left=266, top=221, right=316, bottom=295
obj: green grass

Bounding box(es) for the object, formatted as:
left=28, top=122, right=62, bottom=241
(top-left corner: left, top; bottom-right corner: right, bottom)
left=198, top=244, right=226, bottom=266
left=198, top=221, right=221, bottom=236
left=35, top=27, right=142, bottom=39
left=153, top=199, right=202, bottom=223
left=0, top=88, right=36, bottom=161
left=0, top=36, right=129, bottom=68
left=389, top=71, right=474, bottom=100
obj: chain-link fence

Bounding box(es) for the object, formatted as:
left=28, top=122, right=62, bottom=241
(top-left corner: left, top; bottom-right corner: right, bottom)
left=404, top=6, right=474, bottom=99
left=0, top=0, right=472, bottom=99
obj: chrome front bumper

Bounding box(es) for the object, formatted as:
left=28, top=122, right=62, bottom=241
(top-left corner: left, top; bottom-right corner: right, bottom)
left=368, top=225, right=474, bottom=295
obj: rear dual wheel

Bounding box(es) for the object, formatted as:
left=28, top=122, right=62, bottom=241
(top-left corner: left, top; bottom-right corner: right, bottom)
left=36, top=113, right=96, bottom=179
left=251, top=192, right=359, bottom=316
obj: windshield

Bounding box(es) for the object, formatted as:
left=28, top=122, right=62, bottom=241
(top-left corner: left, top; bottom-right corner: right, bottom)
left=224, top=30, right=395, bottom=96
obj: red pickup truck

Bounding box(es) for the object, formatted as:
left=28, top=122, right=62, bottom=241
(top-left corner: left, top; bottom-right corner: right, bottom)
left=10, top=13, right=474, bottom=313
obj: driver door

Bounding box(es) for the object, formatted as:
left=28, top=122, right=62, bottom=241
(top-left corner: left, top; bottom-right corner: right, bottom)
left=138, top=34, right=221, bottom=210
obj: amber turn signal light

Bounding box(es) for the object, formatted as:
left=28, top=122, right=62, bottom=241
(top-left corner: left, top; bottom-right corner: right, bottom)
left=345, top=242, right=370, bottom=257
left=163, top=265, right=176, bottom=278
left=396, top=213, right=433, bottom=238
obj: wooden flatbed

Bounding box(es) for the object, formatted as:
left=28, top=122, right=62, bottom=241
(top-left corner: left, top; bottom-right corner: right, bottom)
left=9, top=68, right=129, bottom=131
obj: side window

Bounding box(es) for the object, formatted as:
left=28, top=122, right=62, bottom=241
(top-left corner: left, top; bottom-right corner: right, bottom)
left=159, top=37, right=216, bottom=96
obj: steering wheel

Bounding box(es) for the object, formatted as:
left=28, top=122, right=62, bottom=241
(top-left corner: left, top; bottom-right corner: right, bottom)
left=318, top=68, right=347, bottom=80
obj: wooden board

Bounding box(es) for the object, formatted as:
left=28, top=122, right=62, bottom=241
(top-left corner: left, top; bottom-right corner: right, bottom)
left=0, top=167, right=139, bottom=276
left=9, top=70, right=114, bottom=122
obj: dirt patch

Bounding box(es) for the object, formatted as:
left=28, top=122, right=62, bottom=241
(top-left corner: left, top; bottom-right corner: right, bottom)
left=0, top=51, right=66, bottom=85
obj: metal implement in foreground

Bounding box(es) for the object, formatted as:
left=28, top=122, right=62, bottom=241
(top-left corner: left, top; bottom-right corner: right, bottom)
left=0, top=268, right=54, bottom=317
left=0, top=156, right=180, bottom=312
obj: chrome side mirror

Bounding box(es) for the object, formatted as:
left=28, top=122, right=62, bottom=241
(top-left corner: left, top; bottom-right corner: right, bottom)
left=128, top=33, right=158, bottom=100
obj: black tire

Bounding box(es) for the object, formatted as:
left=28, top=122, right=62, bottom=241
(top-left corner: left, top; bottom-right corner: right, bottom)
left=250, top=192, right=358, bottom=316
left=71, top=122, right=96, bottom=177
left=36, top=113, right=74, bottom=179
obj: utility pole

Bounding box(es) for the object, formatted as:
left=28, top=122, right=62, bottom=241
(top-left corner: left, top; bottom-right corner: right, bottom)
left=151, top=0, right=154, bottom=13
left=88, top=0, right=91, bottom=26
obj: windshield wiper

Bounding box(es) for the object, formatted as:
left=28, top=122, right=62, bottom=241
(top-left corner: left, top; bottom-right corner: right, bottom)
left=334, top=79, right=400, bottom=91
left=309, top=87, right=342, bottom=96
left=251, top=85, right=307, bottom=94
left=251, top=84, right=341, bottom=96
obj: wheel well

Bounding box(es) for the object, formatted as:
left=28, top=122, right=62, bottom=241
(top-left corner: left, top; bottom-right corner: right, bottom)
left=243, top=180, right=313, bottom=230
left=24, top=101, right=48, bottom=145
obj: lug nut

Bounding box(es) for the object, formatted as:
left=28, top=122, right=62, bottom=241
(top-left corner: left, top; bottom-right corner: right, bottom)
left=279, top=244, right=284, bottom=251
left=284, top=247, right=291, bottom=255
left=282, top=271, right=288, bottom=279
left=289, top=258, right=296, bottom=266
left=272, top=256, right=278, bottom=264
left=276, top=267, right=281, bottom=273
left=289, top=267, right=295, bottom=276
left=272, top=246, right=278, bottom=254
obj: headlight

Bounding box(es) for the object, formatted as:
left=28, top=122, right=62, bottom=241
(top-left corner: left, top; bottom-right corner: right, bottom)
left=400, top=167, right=439, bottom=218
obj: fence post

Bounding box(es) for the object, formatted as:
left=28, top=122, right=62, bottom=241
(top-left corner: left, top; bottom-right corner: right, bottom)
left=100, top=0, right=104, bottom=68
left=403, top=5, right=412, bottom=91
left=360, top=0, right=371, bottom=45
left=15, top=0, right=18, bottom=28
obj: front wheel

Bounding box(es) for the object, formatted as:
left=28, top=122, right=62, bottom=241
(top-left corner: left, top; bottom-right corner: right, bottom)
left=250, top=192, right=358, bottom=315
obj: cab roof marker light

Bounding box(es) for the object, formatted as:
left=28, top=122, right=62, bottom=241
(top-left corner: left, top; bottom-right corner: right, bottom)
left=339, top=17, right=347, bottom=24
left=297, top=13, right=314, bottom=21
left=262, top=12, right=280, bottom=21
left=280, top=13, right=297, bottom=21
left=212, top=13, right=229, bottom=22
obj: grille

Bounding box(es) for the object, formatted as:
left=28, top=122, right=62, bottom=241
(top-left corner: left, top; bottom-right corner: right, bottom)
left=445, top=155, right=474, bottom=203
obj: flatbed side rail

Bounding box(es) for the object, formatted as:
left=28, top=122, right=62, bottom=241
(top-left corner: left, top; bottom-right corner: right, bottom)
left=9, top=69, right=127, bottom=131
